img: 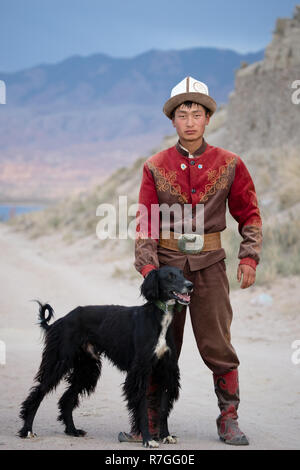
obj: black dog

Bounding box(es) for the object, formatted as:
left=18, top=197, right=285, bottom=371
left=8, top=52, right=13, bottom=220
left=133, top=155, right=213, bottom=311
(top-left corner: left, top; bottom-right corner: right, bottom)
left=19, top=266, right=193, bottom=448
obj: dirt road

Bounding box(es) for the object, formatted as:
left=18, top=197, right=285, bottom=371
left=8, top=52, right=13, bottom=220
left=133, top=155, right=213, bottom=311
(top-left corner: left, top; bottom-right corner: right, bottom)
left=0, top=224, right=299, bottom=450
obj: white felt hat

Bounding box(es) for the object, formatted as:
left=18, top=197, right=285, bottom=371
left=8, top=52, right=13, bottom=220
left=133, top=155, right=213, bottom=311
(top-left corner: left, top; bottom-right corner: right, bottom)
left=163, top=76, right=217, bottom=119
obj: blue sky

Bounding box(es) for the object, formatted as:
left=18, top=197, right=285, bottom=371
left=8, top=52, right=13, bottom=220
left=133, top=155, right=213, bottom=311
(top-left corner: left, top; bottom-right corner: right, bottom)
left=1, top=0, right=298, bottom=72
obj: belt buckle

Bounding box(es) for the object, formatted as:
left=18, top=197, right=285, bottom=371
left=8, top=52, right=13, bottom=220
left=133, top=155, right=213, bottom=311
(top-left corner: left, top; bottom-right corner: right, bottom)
left=177, top=233, right=204, bottom=254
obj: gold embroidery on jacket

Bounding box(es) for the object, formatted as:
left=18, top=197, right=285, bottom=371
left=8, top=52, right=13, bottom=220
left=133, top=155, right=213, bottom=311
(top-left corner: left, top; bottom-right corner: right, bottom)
left=199, top=155, right=236, bottom=203
left=147, top=161, right=188, bottom=204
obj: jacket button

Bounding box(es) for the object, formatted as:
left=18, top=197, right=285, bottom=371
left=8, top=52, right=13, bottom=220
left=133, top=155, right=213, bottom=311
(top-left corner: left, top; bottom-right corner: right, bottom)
left=191, top=188, right=196, bottom=194
left=190, top=160, right=195, bottom=165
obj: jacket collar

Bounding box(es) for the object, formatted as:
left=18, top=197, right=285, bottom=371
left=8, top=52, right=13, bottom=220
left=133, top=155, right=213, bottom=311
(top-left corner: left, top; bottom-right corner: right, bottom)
left=175, top=138, right=207, bottom=158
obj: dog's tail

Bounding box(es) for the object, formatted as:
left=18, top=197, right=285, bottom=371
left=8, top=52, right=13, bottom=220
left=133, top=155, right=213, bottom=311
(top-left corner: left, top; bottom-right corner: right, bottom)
left=33, top=300, right=55, bottom=332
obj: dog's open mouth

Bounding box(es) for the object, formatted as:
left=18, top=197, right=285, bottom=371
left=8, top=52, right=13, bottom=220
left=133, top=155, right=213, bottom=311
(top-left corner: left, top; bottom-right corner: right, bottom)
left=172, top=291, right=191, bottom=305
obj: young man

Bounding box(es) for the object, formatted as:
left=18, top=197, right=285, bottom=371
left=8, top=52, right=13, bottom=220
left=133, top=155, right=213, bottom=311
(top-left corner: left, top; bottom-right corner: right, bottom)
left=119, top=76, right=262, bottom=446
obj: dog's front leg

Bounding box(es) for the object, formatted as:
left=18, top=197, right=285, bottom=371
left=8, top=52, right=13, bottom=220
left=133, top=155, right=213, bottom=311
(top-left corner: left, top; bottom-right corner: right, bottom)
left=159, top=389, right=177, bottom=444
left=138, top=395, right=159, bottom=448
left=123, top=365, right=159, bottom=448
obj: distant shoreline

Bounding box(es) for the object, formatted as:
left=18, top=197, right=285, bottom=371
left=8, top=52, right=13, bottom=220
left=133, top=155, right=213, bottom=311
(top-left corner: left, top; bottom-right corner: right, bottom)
left=0, top=200, right=54, bottom=207
left=0, top=201, right=53, bottom=221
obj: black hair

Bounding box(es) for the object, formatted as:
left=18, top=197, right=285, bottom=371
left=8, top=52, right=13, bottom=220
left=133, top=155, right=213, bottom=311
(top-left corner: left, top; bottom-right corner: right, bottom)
left=171, top=101, right=210, bottom=120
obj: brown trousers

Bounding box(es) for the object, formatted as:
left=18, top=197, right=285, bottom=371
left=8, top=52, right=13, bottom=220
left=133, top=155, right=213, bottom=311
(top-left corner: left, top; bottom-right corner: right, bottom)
left=167, top=259, right=240, bottom=375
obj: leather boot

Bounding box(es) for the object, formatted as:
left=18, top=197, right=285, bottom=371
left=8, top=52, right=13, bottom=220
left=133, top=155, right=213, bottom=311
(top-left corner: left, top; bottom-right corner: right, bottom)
left=213, top=369, right=249, bottom=445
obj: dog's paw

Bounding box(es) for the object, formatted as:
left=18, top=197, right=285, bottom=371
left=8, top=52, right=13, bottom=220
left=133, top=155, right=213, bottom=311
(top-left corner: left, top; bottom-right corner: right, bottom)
left=18, top=428, right=35, bottom=439
left=143, top=439, right=159, bottom=448
left=75, top=429, right=87, bottom=437
left=162, top=435, right=177, bottom=444
left=65, top=428, right=87, bottom=437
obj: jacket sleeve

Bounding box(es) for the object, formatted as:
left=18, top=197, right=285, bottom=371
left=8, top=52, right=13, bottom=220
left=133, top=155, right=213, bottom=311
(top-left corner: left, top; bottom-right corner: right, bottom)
left=228, top=156, right=262, bottom=270
left=134, top=161, right=160, bottom=277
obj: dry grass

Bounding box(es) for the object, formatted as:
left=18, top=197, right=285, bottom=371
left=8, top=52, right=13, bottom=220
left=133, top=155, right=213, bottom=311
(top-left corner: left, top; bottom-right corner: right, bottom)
left=244, top=145, right=300, bottom=211
left=277, top=150, right=300, bottom=209
left=224, top=212, right=300, bottom=289
left=8, top=157, right=146, bottom=242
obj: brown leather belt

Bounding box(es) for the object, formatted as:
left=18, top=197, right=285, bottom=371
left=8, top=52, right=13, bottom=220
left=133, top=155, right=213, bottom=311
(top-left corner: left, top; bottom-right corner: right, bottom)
left=159, top=231, right=221, bottom=254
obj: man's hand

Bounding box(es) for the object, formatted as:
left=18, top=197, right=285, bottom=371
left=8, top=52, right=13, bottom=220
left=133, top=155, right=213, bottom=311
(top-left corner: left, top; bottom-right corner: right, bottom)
left=237, top=264, right=256, bottom=289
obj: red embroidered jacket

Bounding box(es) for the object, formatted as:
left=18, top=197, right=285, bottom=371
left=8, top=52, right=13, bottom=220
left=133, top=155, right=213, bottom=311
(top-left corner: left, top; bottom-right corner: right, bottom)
left=135, top=139, right=262, bottom=277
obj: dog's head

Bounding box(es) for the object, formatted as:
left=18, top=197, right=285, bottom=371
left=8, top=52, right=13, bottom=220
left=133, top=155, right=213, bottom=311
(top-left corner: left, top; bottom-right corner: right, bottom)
left=140, top=266, right=193, bottom=305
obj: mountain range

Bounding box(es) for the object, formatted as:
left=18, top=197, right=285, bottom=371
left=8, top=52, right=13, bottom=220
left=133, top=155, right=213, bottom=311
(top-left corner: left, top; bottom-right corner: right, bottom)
left=0, top=47, right=263, bottom=201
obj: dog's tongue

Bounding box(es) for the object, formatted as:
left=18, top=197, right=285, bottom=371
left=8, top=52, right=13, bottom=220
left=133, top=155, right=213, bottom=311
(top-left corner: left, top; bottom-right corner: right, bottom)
left=176, top=292, right=190, bottom=302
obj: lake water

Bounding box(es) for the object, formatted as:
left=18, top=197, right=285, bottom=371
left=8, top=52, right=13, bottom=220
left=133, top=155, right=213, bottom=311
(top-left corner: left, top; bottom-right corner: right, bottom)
left=0, top=204, right=45, bottom=221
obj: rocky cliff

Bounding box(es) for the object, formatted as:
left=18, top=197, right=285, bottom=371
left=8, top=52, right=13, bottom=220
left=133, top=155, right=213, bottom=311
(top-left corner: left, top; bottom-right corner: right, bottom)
left=224, top=5, right=300, bottom=154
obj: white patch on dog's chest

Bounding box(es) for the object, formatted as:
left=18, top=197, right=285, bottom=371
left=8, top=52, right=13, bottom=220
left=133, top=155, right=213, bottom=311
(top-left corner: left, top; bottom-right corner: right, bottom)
left=154, top=310, right=172, bottom=359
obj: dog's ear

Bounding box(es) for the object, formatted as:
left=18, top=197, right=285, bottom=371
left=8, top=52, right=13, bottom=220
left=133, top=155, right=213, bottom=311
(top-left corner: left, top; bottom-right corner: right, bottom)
left=140, top=269, right=160, bottom=301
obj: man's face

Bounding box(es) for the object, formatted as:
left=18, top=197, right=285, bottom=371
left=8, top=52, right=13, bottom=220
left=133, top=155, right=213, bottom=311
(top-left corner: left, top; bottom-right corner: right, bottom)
left=172, top=103, right=210, bottom=143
